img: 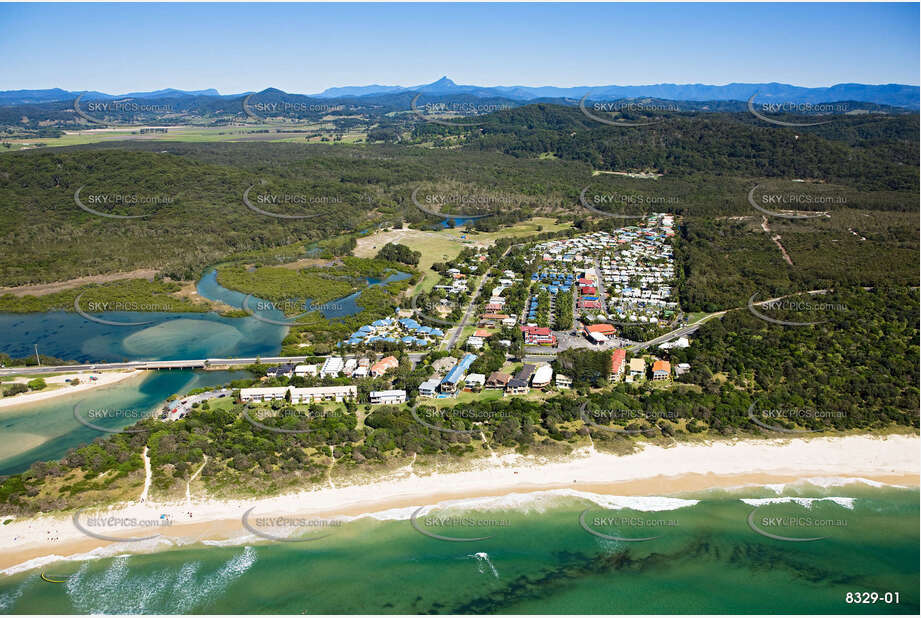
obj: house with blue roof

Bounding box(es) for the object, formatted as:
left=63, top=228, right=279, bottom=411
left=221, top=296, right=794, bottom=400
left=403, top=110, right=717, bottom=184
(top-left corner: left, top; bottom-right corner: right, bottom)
left=440, top=353, right=477, bottom=394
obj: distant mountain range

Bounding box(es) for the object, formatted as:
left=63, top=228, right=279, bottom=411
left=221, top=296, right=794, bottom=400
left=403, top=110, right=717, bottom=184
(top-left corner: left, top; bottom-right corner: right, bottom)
left=0, top=88, right=222, bottom=105
left=0, top=77, right=917, bottom=108
left=314, top=76, right=920, bottom=109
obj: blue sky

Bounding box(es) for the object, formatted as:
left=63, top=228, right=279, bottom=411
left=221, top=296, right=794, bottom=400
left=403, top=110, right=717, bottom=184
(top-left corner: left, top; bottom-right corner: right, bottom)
left=0, top=3, right=917, bottom=93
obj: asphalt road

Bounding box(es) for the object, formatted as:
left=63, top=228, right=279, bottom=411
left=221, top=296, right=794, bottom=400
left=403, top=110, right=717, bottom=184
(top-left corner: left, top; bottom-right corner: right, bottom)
left=0, top=353, right=428, bottom=377
left=443, top=246, right=512, bottom=350
left=163, top=388, right=232, bottom=420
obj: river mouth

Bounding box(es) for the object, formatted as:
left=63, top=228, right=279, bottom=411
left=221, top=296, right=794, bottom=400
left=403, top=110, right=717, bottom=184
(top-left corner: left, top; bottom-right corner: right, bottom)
left=0, top=369, right=251, bottom=475
left=0, top=269, right=412, bottom=363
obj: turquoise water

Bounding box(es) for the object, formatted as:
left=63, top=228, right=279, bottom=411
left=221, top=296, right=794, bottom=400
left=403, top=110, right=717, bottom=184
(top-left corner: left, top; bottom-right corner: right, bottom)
left=315, top=271, right=412, bottom=319
left=0, top=271, right=286, bottom=363
left=0, top=370, right=250, bottom=475
left=0, top=269, right=412, bottom=362
left=440, top=216, right=488, bottom=228
left=0, top=484, right=916, bottom=614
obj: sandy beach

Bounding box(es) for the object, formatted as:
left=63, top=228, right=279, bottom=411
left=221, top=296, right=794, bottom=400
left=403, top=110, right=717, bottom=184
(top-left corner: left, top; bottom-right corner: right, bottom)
left=0, top=370, right=146, bottom=410
left=0, top=433, right=917, bottom=574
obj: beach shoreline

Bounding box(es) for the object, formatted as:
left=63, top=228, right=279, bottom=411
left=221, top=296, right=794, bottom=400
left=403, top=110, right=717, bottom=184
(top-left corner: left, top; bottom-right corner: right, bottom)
left=0, top=370, right=147, bottom=410
left=1, top=433, right=917, bottom=574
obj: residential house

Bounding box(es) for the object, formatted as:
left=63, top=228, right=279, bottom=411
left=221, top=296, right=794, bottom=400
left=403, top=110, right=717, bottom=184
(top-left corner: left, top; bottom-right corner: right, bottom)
left=440, top=353, right=477, bottom=393
left=507, top=364, right=536, bottom=395
left=240, top=387, right=289, bottom=402
left=521, top=326, right=556, bottom=346
left=652, top=360, right=671, bottom=380
left=531, top=364, right=553, bottom=389
left=629, top=357, right=646, bottom=379
left=320, top=357, right=344, bottom=378
left=555, top=374, right=572, bottom=389
left=369, top=390, right=407, bottom=405
left=240, top=386, right=357, bottom=404
left=294, top=364, right=318, bottom=378
left=465, top=373, right=486, bottom=391
left=370, top=355, right=399, bottom=377
left=467, top=336, right=484, bottom=350
left=292, top=386, right=357, bottom=403
left=266, top=364, right=296, bottom=379
left=486, top=372, right=512, bottom=390
left=418, top=379, right=440, bottom=398
left=609, top=349, right=626, bottom=382
left=432, top=356, right=457, bottom=374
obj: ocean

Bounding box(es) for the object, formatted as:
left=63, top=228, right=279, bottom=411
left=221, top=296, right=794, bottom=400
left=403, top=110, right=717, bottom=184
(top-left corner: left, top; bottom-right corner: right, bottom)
left=1, top=481, right=917, bottom=614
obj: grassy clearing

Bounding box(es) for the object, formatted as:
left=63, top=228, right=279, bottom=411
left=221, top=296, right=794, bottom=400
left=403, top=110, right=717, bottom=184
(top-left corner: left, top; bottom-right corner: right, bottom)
left=2, top=123, right=367, bottom=152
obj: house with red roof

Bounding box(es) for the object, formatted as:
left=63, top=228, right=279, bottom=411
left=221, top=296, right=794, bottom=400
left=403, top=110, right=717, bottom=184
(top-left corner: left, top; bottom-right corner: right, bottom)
left=520, top=325, right=556, bottom=346
left=609, top=349, right=626, bottom=382
left=652, top=360, right=671, bottom=380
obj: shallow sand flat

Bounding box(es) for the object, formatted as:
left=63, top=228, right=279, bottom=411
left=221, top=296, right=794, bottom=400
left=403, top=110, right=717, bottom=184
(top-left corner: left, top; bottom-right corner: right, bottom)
left=0, top=370, right=146, bottom=411
left=1, top=433, right=917, bottom=573
left=0, top=433, right=48, bottom=461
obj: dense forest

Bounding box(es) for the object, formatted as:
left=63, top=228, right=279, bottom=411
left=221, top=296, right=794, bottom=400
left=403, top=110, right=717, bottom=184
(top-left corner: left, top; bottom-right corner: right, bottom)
left=0, top=143, right=585, bottom=286
left=422, top=104, right=919, bottom=192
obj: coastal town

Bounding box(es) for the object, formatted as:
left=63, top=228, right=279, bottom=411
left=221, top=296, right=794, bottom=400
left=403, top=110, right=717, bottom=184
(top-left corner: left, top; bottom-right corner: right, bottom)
left=227, top=214, right=690, bottom=414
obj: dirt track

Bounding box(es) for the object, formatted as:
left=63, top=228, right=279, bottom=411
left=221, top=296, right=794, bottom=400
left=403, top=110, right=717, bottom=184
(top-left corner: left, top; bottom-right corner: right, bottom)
left=0, top=269, right=159, bottom=297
